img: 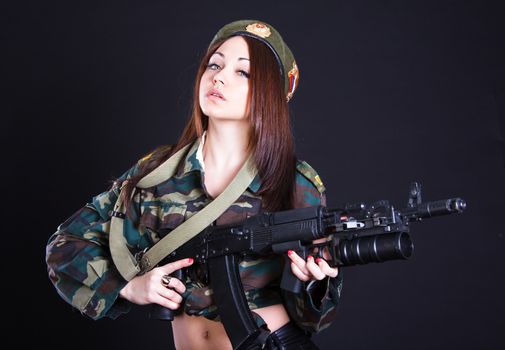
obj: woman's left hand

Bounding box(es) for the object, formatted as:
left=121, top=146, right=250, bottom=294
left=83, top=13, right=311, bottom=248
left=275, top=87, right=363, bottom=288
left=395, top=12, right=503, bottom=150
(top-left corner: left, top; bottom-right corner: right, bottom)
left=287, top=249, right=339, bottom=281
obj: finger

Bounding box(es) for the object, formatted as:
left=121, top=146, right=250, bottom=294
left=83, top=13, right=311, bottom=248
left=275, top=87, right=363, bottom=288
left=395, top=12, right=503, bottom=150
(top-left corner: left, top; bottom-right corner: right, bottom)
left=291, top=262, right=310, bottom=282
left=157, top=273, right=186, bottom=294
left=321, top=246, right=332, bottom=261
left=152, top=294, right=181, bottom=310
left=287, top=250, right=309, bottom=275
left=316, top=258, right=339, bottom=278
left=165, top=276, right=186, bottom=294
left=160, top=258, right=194, bottom=275
left=306, top=256, right=326, bottom=280
left=158, top=287, right=183, bottom=304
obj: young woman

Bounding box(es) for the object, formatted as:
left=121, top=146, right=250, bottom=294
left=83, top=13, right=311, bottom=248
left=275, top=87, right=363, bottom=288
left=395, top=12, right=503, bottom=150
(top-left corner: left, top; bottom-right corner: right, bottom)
left=46, top=20, right=343, bottom=350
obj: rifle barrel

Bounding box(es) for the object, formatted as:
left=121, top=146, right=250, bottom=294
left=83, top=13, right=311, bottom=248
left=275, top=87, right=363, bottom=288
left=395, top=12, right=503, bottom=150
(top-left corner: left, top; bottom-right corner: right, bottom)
left=403, top=198, right=466, bottom=220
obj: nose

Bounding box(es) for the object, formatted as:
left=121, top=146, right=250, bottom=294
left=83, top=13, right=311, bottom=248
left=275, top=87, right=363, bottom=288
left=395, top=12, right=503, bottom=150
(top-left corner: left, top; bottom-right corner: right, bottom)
left=213, top=76, right=224, bottom=88
left=212, top=68, right=226, bottom=88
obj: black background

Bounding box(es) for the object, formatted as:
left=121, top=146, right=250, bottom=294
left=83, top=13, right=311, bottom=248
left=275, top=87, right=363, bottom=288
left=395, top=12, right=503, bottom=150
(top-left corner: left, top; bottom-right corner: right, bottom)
left=4, top=1, right=505, bottom=349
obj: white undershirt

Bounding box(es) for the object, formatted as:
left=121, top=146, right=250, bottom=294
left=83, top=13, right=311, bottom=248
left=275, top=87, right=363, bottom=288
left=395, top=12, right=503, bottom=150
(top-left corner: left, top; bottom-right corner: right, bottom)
left=195, top=130, right=207, bottom=171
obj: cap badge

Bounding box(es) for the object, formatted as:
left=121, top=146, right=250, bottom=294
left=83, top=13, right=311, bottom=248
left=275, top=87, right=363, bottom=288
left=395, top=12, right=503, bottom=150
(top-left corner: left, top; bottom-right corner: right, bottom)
left=245, top=22, right=271, bottom=38
left=287, top=61, right=299, bottom=102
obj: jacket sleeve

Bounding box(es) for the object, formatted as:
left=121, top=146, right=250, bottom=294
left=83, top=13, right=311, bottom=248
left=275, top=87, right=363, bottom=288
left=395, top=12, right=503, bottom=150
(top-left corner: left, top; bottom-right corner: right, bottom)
left=281, top=161, right=344, bottom=333
left=45, top=164, right=139, bottom=320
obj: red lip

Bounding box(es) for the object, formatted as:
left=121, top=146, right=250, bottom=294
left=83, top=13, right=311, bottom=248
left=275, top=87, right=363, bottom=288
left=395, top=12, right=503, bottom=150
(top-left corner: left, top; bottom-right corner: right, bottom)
left=207, top=88, right=226, bottom=100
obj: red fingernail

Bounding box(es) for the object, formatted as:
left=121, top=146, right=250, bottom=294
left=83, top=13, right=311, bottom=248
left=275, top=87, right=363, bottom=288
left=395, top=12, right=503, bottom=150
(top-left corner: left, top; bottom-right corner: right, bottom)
left=316, top=258, right=322, bottom=264
left=307, top=256, right=314, bottom=261
left=188, top=258, right=194, bottom=264
left=287, top=250, right=294, bottom=256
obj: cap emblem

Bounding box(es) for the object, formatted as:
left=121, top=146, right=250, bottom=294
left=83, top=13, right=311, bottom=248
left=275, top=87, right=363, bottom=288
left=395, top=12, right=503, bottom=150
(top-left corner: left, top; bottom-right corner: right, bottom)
left=287, top=61, right=299, bottom=102
left=245, top=22, right=271, bottom=38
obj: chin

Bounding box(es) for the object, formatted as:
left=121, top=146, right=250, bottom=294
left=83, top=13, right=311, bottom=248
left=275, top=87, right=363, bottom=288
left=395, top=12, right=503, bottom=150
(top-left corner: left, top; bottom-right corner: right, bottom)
left=207, top=114, right=247, bottom=122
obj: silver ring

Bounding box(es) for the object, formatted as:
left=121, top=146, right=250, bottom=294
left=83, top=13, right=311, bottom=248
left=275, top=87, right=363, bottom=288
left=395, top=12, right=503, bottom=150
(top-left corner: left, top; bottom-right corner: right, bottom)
left=161, top=274, right=172, bottom=288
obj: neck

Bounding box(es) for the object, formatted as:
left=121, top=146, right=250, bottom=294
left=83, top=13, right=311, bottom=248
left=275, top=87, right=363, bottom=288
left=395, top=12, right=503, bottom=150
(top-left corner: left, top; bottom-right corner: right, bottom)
left=203, top=119, right=251, bottom=170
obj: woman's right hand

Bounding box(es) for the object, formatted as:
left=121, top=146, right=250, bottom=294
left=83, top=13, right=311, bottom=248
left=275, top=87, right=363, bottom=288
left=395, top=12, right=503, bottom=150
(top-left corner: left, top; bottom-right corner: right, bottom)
left=119, top=258, right=194, bottom=310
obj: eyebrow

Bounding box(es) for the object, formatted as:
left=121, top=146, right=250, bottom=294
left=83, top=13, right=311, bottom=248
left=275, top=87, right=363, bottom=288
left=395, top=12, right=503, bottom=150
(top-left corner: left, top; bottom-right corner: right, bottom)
left=213, top=51, right=250, bottom=61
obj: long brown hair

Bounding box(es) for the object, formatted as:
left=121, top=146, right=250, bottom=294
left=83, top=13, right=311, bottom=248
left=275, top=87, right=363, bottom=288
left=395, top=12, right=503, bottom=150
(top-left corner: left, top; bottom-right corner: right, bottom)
left=122, top=35, right=296, bottom=212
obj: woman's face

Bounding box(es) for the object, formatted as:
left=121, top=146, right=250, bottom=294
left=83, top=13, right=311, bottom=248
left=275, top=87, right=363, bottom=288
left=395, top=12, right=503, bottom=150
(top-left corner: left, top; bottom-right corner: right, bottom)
left=199, top=36, right=250, bottom=121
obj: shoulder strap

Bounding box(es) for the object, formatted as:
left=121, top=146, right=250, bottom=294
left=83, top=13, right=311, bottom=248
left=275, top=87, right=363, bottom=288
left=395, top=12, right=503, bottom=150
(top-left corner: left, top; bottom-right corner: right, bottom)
left=109, top=144, right=257, bottom=281
left=296, top=160, right=325, bottom=194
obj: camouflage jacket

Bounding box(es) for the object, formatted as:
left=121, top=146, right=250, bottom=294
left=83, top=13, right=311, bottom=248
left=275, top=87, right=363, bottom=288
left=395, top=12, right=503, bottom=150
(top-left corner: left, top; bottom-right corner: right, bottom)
left=46, top=137, right=343, bottom=333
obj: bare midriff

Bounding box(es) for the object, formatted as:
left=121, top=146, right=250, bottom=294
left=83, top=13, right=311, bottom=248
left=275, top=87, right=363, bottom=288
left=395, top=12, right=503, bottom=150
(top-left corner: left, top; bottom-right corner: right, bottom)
left=172, top=303, right=290, bottom=350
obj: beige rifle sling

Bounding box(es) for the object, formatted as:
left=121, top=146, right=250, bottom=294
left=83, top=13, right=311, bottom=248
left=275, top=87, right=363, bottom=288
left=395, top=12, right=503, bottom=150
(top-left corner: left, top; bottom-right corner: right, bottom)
left=109, top=143, right=257, bottom=281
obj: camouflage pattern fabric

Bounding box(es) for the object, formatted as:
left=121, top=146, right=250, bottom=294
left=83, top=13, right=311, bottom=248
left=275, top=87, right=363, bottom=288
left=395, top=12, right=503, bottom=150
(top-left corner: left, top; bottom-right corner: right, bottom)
left=46, top=138, right=343, bottom=333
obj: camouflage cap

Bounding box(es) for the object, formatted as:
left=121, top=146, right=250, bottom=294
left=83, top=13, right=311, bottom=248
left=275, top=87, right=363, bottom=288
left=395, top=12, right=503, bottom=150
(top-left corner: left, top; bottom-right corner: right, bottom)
left=209, top=19, right=299, bottom=102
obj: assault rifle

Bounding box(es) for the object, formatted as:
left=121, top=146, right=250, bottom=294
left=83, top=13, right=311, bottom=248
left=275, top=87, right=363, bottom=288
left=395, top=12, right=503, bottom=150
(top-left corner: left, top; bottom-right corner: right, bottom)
left=148, top=182, right=466, bottom=349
